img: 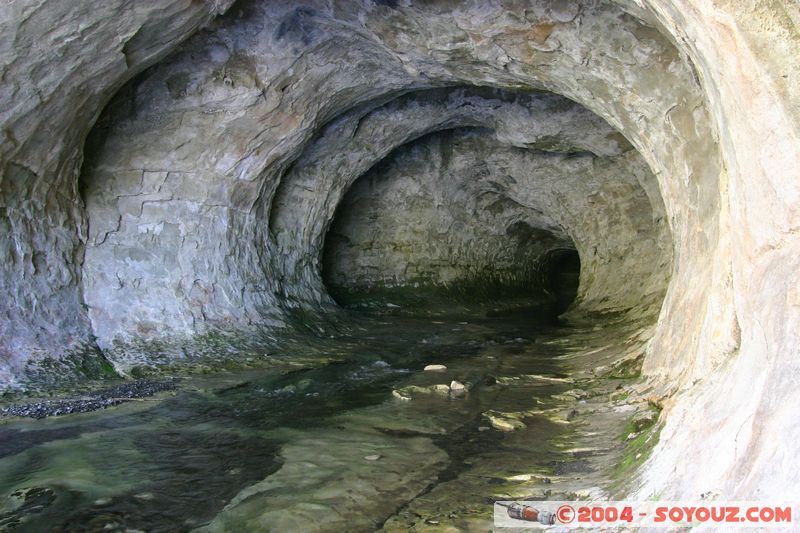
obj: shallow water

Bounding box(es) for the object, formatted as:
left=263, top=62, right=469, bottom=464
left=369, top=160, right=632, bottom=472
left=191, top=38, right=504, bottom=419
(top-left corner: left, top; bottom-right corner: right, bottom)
left=0, top=302, right=578, bottom=532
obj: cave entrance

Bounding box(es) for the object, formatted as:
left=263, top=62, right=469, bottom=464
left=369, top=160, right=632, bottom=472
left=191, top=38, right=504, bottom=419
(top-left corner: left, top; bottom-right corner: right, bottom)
left=545, top=249, right=581, bottom=316
left=319, top=129, right=582, bottom=322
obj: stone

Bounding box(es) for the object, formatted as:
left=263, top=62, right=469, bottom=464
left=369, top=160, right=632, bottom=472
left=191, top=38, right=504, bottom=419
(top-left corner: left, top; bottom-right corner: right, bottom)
left=391, top=390, right=411, bottom=402
left=364, top=454, right=381, bottom=461
left=393, top=384, right=451, bottom=399
left=486, top=415, right=526, bottom=432
left=449, top=381, right=467, bottom=394
left=423, top=364, right=447, bottom=372
left=631, top=409, right=659, bottom=432
left=551, top=388, right=589, bottom=402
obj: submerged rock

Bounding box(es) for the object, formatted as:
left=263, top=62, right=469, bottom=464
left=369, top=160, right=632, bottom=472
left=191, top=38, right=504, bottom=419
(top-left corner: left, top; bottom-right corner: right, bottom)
left=485, top=412, right=527, bottom=432
left=393, top=384, right=451, bottom=399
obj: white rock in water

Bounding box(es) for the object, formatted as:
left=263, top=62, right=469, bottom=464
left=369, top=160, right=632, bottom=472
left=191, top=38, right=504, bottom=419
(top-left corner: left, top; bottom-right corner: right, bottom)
left=424, top=364, right=447, bottom=372
left=450, top=380, right=466, bottom=393
left=364, top=454, right=381, bottom=461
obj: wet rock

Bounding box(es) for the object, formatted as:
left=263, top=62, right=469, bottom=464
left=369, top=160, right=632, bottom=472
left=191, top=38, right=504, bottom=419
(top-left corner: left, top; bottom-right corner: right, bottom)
left=201, top=426, right=448, bottom=532
left=392, top=390, right=412, bottom=401
left=449, top=380, right=467, bottom=395
left=496, top=374, right=573, bottom=385
left=564, top=447, right=606, bottom=458
left=609, top=388, right=631, bottom=403
left=423, top=364, right=447, bottom=372
left=551, top=388, right=588, bottom=401
left=0, top=486, right=58, bottom=529
left=393, top=384, right=451, bottom=399
left=506, top=473, right=555, bottom=483
left=364, top=454, right=381, bottom=461
left=432, top=384, right=452, bottom=395
left=631, top=409, right=659, bottom=431
left=485, top=413, right=526, bottom=432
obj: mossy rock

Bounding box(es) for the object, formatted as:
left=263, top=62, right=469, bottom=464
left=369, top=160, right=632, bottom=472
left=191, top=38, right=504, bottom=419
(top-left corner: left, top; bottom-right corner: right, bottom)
left=607, top=354, right=643, bottom=379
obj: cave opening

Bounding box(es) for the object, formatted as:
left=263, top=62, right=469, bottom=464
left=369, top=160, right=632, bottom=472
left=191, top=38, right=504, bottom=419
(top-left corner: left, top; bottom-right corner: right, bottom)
left=8, top=0, right=795, bottom=528
left=318, top=126, right=589, bottom=324
left=546, top=249, right=581, bottom=315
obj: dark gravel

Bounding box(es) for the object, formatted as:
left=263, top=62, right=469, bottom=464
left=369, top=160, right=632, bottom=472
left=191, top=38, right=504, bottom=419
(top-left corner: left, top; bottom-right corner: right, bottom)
left=0, top=379, right=177, bottom=419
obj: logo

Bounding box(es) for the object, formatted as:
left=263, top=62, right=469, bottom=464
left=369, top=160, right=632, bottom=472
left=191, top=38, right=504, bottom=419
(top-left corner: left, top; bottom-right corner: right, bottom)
left=556, top=504, right=575, bottom=524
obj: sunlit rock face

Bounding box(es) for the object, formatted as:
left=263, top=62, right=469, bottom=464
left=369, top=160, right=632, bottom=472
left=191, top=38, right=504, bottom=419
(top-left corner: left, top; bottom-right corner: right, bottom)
left=2, top=0, right=799, bottom=502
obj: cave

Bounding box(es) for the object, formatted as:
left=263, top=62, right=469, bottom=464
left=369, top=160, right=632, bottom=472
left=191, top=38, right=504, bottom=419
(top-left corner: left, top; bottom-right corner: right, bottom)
left=1, top=0, right=799, bottom=530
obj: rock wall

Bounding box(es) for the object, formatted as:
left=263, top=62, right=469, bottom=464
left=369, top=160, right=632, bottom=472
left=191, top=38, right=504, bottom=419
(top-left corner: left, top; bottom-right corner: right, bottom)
left=1, top=0, right=799, bottom=500
left=0, top=0, right=235, bottom=386
left=621, top=0, right=800, bottom=501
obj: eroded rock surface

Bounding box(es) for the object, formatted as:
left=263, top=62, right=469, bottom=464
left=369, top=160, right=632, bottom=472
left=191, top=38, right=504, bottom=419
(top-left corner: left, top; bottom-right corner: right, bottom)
left=0, top=0, right=235, bottom=385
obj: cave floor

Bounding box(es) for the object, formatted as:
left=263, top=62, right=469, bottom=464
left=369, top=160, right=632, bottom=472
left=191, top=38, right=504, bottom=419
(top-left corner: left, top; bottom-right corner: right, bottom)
left=0, top=300, right=650, bottom=532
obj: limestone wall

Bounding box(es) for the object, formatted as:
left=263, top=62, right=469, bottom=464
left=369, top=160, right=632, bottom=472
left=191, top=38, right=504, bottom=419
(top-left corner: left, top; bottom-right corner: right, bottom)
left=0, top=0, right=234, bottom=385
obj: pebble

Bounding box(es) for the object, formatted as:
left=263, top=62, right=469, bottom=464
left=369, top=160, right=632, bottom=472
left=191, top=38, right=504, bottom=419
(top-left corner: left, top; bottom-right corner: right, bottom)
left=364, top=454, right=381, bottom=461
left=423, top=364, right=447, bottom=372
left=0, top=379, right=177, bottom=419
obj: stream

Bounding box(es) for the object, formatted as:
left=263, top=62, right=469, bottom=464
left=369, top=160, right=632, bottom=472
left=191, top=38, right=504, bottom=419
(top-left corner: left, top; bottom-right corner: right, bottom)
left=0, top=300, right=582, bottom=532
